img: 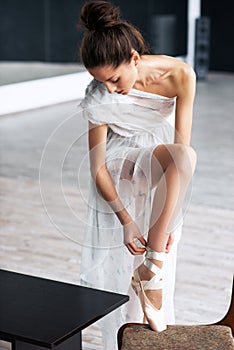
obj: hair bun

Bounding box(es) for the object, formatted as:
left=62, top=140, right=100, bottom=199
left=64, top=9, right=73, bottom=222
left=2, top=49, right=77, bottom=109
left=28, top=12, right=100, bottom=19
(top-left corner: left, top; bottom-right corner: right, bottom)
left=80, top=1, right=121, bottom=31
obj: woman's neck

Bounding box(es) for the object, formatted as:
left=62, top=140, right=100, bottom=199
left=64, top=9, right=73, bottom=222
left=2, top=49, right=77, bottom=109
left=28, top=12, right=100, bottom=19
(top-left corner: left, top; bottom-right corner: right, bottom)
left=134, top=55, right=167, bottom=90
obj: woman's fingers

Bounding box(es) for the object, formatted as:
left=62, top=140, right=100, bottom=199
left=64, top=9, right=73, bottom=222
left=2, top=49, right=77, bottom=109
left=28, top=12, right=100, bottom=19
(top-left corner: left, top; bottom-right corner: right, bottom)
left=165, top=232, right=174, bottom=253
left=138, top=235, right=147, bottom=247
left=126, top=241, right=146, bottom=255
left=123, top=221, right=147, bottom=255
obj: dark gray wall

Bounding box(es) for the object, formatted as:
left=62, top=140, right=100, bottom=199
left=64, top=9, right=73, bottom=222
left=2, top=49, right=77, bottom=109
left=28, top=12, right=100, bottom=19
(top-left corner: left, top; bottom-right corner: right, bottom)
left=0, top=0, right=45, bottom=61
left=114, top=0, right=187, bottom=56
left=0, top=0, right=83, bottom=62
left=0, top=0, right=187, bottom=63
left=202, top=0, right=234, bottom=72
left=2, top=0, right=233, bottom=72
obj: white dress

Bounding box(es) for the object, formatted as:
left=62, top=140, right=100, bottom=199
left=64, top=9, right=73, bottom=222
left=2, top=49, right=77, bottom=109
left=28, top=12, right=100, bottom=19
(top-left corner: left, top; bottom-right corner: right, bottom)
left=79, top=79, right=182, bottom=349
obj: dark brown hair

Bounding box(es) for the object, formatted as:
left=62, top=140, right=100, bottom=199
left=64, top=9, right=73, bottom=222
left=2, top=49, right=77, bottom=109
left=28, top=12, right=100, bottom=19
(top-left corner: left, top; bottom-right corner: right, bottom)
left=79, top=0, right=148, bottom=68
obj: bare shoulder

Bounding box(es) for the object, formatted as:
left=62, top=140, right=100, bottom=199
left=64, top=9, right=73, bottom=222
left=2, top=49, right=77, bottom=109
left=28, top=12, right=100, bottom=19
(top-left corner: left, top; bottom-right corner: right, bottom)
left=177, top=64, right=196, bottom=100
left=175, top=62, right=195, bottom=86
left=145, top=55, right=196, bottom=97
left=157, top=55, right=195, bottom=80
left=170, top=57, right=196, bottom=94
left=160, top=55, right=196, bottom=98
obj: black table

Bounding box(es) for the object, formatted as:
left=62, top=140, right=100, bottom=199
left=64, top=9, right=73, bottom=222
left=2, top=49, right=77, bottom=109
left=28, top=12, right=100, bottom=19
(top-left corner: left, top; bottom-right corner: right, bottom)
left=0, top=269, right=129, bottom=349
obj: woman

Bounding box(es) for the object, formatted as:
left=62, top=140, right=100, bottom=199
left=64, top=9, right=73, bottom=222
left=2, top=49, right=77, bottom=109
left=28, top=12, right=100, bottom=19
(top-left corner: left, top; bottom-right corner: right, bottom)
left=78, top=0, right=197, bottom=348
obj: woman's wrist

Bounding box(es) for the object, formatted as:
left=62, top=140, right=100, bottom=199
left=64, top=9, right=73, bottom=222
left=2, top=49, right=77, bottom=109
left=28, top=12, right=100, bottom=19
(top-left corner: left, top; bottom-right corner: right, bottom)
left=116, top=208, right=132, bottom=226
left=106, top=197, right=132, bottom=225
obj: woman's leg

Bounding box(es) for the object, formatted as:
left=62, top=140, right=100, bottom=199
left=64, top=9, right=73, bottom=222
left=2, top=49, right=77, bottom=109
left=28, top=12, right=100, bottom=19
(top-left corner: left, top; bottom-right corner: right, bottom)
left=163, top=223, right=182, bottom=324
left=138, top=143, right=197, bottom=309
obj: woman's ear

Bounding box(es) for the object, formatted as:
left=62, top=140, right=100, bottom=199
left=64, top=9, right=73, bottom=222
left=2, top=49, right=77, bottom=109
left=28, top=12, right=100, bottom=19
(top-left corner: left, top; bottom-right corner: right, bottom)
left=131, top=50, right=140, bottom=66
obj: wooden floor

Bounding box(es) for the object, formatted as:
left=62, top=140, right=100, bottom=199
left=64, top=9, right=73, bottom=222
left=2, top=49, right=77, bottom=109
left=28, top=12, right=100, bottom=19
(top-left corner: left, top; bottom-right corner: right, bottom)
left=0, top=72, right=234, bottom=349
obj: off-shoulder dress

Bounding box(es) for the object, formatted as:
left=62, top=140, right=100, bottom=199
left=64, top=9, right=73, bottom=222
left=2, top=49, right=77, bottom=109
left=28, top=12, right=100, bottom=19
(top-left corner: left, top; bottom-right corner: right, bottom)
left=79, top=79, right=183, bottom=349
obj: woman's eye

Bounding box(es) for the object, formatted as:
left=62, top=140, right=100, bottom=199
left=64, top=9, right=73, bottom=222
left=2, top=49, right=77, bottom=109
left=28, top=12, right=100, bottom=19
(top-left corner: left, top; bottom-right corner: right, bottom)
left=112, top=78, right=119, bottom=83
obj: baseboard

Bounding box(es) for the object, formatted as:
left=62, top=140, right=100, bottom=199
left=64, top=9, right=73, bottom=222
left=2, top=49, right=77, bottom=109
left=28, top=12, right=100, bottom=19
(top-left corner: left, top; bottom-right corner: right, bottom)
left=0, top=71, right=92, bottom=116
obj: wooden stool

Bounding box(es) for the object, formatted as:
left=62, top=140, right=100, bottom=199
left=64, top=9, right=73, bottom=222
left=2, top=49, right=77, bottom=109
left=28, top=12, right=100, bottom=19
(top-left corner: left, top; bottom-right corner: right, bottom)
left=118, top=277, right=234, bottom=350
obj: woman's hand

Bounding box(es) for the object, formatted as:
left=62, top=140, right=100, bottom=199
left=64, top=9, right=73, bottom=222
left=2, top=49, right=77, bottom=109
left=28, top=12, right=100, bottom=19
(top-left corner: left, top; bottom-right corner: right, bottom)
left=165, top=232, right=175, bottom=253
left=123, top=221, right=147, bottom=255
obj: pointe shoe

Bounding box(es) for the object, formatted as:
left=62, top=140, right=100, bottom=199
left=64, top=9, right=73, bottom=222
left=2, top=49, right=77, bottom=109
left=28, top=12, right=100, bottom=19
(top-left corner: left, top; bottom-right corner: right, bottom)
left=131, top=248, right=167, bottom=332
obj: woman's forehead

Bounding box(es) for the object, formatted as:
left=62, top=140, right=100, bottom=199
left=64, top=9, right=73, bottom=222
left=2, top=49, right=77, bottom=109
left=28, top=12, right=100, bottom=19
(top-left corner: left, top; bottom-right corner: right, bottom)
left=88, top=64, right=124, bottom=81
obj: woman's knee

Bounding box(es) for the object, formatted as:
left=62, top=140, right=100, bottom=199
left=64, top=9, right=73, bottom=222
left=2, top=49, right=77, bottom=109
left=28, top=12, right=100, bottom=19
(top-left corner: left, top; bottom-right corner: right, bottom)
left=151, top=143, right=197, bottom=182
left=187, top=146, right=197, bottom=173
left=171, top=144, right=197, bottom=175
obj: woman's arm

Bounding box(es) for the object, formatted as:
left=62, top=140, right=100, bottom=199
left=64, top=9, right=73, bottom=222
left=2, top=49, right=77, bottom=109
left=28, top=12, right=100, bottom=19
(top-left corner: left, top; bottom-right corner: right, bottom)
left=88, top=121, right=131, bottom=224
left=88, top=121, right=146, bottom=253
left=89, top=122, right=132, bottom=225
left=174, top=65, right=196, bottom=146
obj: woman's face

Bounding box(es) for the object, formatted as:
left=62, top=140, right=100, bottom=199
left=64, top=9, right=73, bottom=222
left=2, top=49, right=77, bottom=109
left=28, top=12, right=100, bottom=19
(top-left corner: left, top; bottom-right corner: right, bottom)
left=88, top=55, right=139, bottom=95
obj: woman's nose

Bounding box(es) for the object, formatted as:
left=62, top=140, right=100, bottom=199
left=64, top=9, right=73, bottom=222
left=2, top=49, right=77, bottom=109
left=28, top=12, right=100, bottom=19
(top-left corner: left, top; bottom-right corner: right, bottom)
left=105, top=82, right=116, bottom=94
